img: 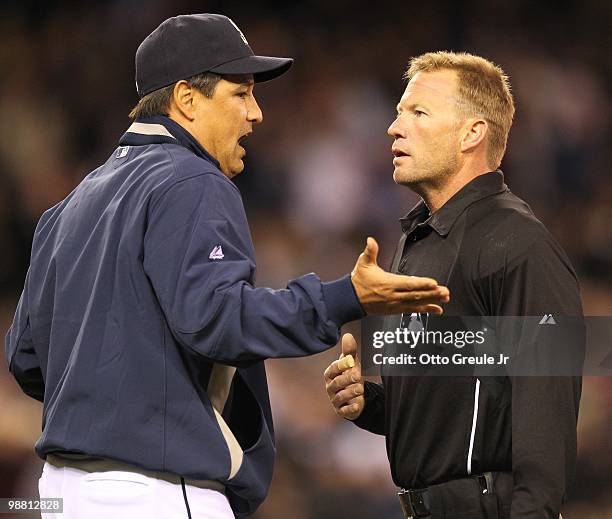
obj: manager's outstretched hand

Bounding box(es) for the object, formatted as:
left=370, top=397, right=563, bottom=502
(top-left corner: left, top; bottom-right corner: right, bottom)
left=351, top=237, right=449, bottom=315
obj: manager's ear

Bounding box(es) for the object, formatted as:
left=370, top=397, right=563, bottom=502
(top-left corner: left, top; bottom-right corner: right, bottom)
left=169, top=80, right=197, bottom=122
left=460, top=118, right=488, bottom=154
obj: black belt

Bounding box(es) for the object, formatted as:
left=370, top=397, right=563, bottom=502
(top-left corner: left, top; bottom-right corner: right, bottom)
left=398, top=472, right=495, bottom=519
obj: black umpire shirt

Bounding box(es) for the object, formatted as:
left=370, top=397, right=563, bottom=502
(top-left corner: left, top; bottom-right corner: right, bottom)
left=353, top=171, right=583, bottom=518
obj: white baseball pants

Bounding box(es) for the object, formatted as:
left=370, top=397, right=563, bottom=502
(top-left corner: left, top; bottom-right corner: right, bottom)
left=38, top=461, right=235, bottom=518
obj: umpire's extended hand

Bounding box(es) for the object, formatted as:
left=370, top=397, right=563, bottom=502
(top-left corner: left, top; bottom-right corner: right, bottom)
left=351, top=237, right=449, bottom=315
left=324, top=333, right=364, bottom=420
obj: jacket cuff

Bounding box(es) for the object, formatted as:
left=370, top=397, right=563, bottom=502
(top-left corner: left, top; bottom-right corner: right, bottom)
left=348, top=381, right=385, bottom=434
left=351, top=381, right=376, bottom=426
left=321, top=274, right=366, bottom=326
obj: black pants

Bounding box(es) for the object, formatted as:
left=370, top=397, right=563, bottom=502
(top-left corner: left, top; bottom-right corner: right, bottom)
left=403, top=472, right=513, bottom=519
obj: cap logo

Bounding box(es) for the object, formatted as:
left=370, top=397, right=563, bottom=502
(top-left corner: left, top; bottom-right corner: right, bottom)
left=227, top=18, right=248, bottom=45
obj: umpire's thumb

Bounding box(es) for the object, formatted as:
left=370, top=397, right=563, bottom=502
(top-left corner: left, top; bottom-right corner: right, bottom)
left=341, top=333, right=358, bottom=359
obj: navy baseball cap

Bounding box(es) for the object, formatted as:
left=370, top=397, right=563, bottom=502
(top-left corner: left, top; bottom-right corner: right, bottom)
left=135, top=14, right=293, bottom=97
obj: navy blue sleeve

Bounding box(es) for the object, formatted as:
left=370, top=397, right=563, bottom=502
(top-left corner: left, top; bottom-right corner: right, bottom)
left=5, top=270, right=45, bottom=402
left=143, top=173, right=364, bottom=366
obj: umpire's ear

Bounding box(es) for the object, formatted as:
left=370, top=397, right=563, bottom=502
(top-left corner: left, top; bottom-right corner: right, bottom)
left=169, top=80, right=197, bottom=122
left=460, top=117, right=488, bottom=154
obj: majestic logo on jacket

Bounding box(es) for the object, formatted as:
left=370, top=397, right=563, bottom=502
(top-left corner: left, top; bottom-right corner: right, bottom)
left=538, top=314, right=556, bottom=325
left=209, top=245, right=225, bottom=260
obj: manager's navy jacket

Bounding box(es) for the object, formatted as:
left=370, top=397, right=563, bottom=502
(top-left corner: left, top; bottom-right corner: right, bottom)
left=5, top=115, right=364, bottom=515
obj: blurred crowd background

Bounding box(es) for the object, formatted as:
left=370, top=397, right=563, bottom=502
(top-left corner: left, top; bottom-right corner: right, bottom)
left=0, top=1, right=610, bottom=517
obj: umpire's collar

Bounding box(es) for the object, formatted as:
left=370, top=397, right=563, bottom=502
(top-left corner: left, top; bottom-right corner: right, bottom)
left=400, top=170, right=509, bottom=236
left=119, top=115, right=221, bottom=169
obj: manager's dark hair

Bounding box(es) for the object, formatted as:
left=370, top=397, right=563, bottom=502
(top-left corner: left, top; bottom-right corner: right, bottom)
left=129, top=72, right=222, bottom=120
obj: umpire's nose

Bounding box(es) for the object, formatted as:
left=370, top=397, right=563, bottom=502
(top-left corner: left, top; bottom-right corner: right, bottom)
left=388, top=115, right=406, bottom=139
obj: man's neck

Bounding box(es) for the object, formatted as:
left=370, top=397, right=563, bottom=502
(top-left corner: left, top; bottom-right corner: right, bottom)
left=418, top=165, right=492, bottom=213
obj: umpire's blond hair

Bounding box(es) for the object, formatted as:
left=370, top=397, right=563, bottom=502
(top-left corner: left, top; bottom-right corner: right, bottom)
left=406, top=51, right=515, bottom=169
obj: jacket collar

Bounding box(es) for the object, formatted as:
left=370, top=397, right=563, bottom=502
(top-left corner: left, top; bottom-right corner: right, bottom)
left=400, top=170, right=509, bottom=236
left=119, top=115, right=221, bottom=169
